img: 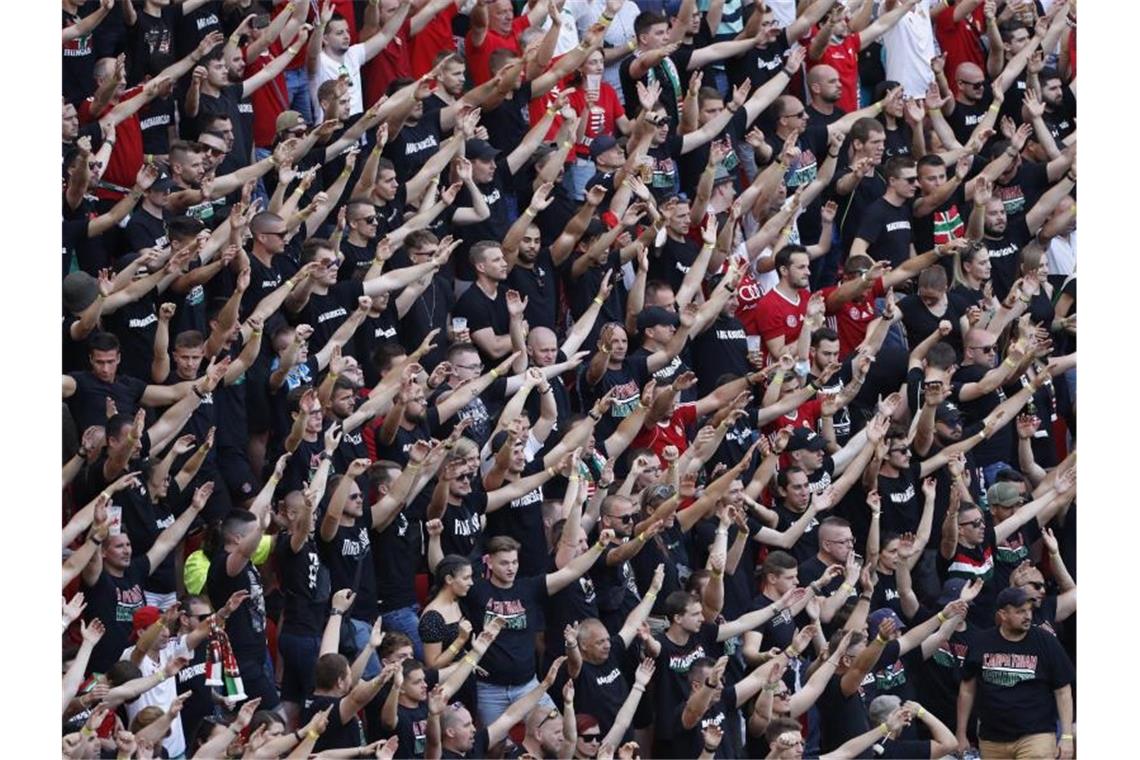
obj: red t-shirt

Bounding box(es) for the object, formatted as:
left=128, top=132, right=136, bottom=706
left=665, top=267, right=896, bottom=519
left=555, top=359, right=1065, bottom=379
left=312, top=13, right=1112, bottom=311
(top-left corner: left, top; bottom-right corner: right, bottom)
left=631, top=403, right=698, bottom=457
left=364, top=19, right=412, bottom=111
left=568, top=84, right=625, bottom=156
left=411, top=5, right=458, bottom=78
left=466, top=15, right=530, bottom=86
left=820, top=276, right=885, bottom=358
left=933, top=5, right=986, bottom=98
left=78, top=86, right=144, bottom=201
left=809, top=33, right=861, bottom=114
left=764, top=398, right=823, bottom=436
left=246, top=42, right=290, bottom=148
left=755, top=286, right=810, bottom=360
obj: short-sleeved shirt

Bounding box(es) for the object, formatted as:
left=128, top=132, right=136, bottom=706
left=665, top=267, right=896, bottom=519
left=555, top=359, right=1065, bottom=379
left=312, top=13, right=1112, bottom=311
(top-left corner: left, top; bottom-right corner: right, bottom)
left=855, top=197, right=915, bottom=268
left=81, top=556, right=152, bottom=674
left=312, top=44, right=369, bottom=119
left=461, top=575, right=548, bottom=686
left=755, top=286, right=809, bottom=358
left=205, top=548, right=269, bottom=662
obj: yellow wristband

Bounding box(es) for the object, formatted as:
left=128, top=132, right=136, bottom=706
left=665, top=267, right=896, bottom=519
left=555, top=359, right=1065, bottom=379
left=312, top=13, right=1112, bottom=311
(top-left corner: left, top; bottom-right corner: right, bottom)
left=875, top=634, right=888, bottom=645
left=1061, top=734, right=1074, bottom=741
left=593, top=297, right=604, bottom=305
left=307, top=729, right=320, bottom=741
left=627, top=40, right=636, bottom=51
left=879, top=723, right=891, bottom=736
left=988, top=103, right=1000, bottom=113
left=645, top=591, right=657, bottom=601
left=285, top=279, right=296, bottom=291
left=447, top=642, right=461, bottom=655
left=916, top=706, right=926, bottom=719
left=593, top=541, right=606, bottom=553
left=937, top=612, right=948, bottom=624
left=636, top=532, right=646, bottom=543
left=490, top=368, right=500, bottom=379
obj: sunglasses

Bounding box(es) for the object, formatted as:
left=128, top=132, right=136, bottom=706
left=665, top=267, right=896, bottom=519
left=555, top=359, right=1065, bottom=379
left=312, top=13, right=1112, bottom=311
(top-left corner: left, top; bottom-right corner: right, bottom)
left=958, top=80, right=985, bottom=88
left=539, top=709, right=560, bottom=727
left=959, top=518, right=984, bottom=528
left=355, top=216, right=378, bottom=225
left=613, top=513, right=638, bottom=524
left=205, top=147, right=226, bottom=157
left=262, top=230, right=287, bottom=238
left=970, top=345, right=997, bottom=353
left=581, top=734, right=601, bottom=743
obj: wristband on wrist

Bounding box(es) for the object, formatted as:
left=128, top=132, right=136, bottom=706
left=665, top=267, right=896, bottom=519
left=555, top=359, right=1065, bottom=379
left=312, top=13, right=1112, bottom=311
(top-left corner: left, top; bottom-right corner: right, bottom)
left=875, top=634, right=888, bottom=645
left=307, top=729, right=320, bottom=741
left=936, top=612, right=948, bottom=624
left=490, top=368, right=500, bottom=379
left=879, top=723, right=891, bottom=736
left=593, top=541, right=605, bottom=553
left=916, top=706, right=926, bottom=719
left=330, top=609, right=344, bottom=616
left=593, top=296, right=604, bottom=305
left=989, top=103, right=1001, bottom=113
left=636, top=532, right=646, bottom=542
left=1061, top=734, right=1074, bottom=741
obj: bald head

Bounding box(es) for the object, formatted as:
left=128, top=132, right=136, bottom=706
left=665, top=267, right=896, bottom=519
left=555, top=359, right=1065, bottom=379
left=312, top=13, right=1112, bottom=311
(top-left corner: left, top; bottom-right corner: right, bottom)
left=577, top=618, right=608, bottom=645
left=808, top=65, right=842, bottom=105
left=955, top=63, right=986, bottom=102
left=526, top=326, right=558, bottom=367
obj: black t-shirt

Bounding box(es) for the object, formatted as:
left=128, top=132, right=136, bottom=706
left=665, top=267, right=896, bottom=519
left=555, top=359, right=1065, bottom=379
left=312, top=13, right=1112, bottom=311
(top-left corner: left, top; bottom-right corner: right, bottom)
left=995, top=160, right=1050, bottom=223
left=373, top=493, right=424, bottom=613
left=855, top=197, right=914, bottom=268
left=301, top=280, right=364, bottom=354
left=302, top=694, right=365, bottom=752
left=983, top=215, right=1033, bottom=300
left=81, top=556, right=152, bottom=674
left=454, top=166, right=513, bottom=281
left=482, top=81, right=532, bottom=157
left=747, top=592, right=801, bottom=652
left=951, top=364, right=1011, bottom=467
left=385, top=109, right=443, bottom=181
left=833, top=168, right=888, bottom=256
left=938, top=511, right=999, bottom=627
left=652, top=622, right=719, bottom=740
left=647, top=134, right=684, bottom=198
left=139, top=94, right=177, bottom=154
left=67, top=371, right=147, bottom=433
left=919, top=615, right=978, bottom=728
left=817, top=672, right=871, bottom=753
left=675, top=688, right=741, bottom=759
left=877, top=456, right=925, bottom=536
left=125, top=206, right=169, bottom=254
left=318, top=512, right=379, bottom=624
left=506, top=249, right=559, bottom=331
left=205, top=548, right=269, bottom=662
left=772, top=502, right=820, bottom=564
left=339, top=238, right=376, bottom=281
left=126, top=6, right=178, bottom=84
left=728, top=32, right=790, bottom=90
left=484, top=463, right=549, bottom=577
left=690, top=314, right=750, bottom=398
left=461, top=575, right=548, bottom=686
left=544, top=570, right=600, bottom=662
left=619, top=52, right=688, bottom=125
left=174, top=638, right=212, bottom=743
left=677, top=109, right=747, bottom=194
left=866, top=639, right=924, bottom=707
left=573, top=636, right=630, bottom=735
left=451, top=282, right=511, bottom=365
left=963, top=625, right=1074, bottom=741
left=390, top=671, right=439, bottom=758
left=277, top=532, right=331, bottom=637
left=63, top=8, right=99, bottom=104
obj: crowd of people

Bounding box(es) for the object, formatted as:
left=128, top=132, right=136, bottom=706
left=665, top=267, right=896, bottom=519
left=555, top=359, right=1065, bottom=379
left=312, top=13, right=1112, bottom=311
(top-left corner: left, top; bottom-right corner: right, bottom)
left=61, top=0, right=1078, bottom=757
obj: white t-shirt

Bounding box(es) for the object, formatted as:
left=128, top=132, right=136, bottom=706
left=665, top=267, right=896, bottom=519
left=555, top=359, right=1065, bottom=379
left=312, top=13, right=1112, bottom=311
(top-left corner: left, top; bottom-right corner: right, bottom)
left=767, top=0, right=798, bottom=27
left=880, top=0, right=937, bottom=97
left=121, top=636, right=191, bottom=758
left=311, top=44, right=369, bottom=121
left=1046, top=230, right=1076, bottom=276
left=539, top=8, right=582, bottom=56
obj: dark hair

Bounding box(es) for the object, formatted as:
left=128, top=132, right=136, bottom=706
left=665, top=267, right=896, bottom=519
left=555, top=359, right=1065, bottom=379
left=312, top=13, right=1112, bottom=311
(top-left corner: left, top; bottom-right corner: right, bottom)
left=773, top=245, right=809, bottom=277
left=300, top=237, right=335, bottom=264
left=775, top=466, right=806, bottom=490
left=663, top=590, right=700, bottom=623
left=371, top=342, right=407, bottom=375
left=917, top=265, right=948, bottom=290
left=634, top=11, right=668, bottom=38
left=435, top=554, right=472, bottom=587
left=314, top=653, right=350, bottom=689
left=105, top=660, right=142, bottom=687
left=469, top=240, right=502, bottom=268
left=871, top=79, right=901, bottom=103
left=766, top=717, right=804, bottom=745
left=220, top=509, right=257, bottom=541
left=926, top=341, right=958, bottom=370
left=811, top=328, right=839, bottom=347
left=1039, top=66, right=1062, bottom=85
left=104, top=413, right=134, bottom=439
left=166, top=215, right=206, bottom=242
left=917, top=153, right=946, bottom=171
left=379, top=632, right=414, bottom=659
left=761, top=550, right=797, bottom=580
left=174, top=330, right=206, bottom=351
left=850, top=116, right=885, bottom=145
left=88, top=331, right=120, bottom=354
left=249, top=710, right=285, bottom=737
left=404, top=229, right=439, bottom=251
left=999, top=18, right=1031, bottom=43
left=884, top=156, right=916, bottom=180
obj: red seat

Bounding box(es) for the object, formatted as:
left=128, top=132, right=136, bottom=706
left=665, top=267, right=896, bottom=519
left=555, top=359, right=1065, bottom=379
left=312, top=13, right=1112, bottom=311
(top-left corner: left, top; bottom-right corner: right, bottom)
left=415, top=573, right=430, bottom=607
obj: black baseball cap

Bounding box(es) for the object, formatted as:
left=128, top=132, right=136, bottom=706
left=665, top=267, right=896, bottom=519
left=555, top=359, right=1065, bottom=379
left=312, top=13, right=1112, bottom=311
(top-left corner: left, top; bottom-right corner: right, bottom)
left=636, top=306, right=680, bottom=332
left=787, top=428, right=826, bottom=453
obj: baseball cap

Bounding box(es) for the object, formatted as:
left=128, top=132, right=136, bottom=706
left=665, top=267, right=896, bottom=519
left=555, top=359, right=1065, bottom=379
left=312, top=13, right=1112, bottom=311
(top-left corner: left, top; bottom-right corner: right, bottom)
left=787, top=428, right=826, bottom=453
left=636, top=306, right=680, bottom=333
left=995, top=586, right=1030, bottom=610
left=275, top=110, right=305, bottom=134
left=147, top=174, right=174, bottom=193
left=62, top=271, right=100, bottom=314
left=937, top=578, right=967, bottom=606
left=868, top=607, right=906, bottom=633
left=465, top=138, right=500, bottom=161
left=986, top=482, right=1022, bottom=508
left=935, top=401, right=962, bottom=427
left=589, top=134, right=620, bottom=161
left=130, top=606, right=162, bottom=641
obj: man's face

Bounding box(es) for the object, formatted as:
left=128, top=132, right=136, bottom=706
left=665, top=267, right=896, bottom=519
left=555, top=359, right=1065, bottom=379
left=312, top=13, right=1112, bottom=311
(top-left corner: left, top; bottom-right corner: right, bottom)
left=885, top=439, right=912, bottom=470
left=782, top=252, right=811, bottom=288
left=998, top=601, right=1033, bottom=634
left=889, top=168, right=919, bottom=199
left=769, top=567, right=799, bottom=596
left=440, top=61, right=466, bottom=98
left=402, top=667, right=430, bottom=702
left=792, top=445, right=824, bottom=473
left=782, top=471, right=811, bottom=509
left=811, top=338, right=840, bottom=372
left=813, top=69, right=842, bottom=104
left=63, top=103, right=79, bottom=141
left=603, top=499, right=639, bottom=538
left=641, top=22, right=670, bottom=49
left=579, top=624, right=611, bottom=664
left=852, top=131, right=884, bottom=164
left=1016, top=569, right=1047, bottom=606
left=1004, top=29, right=1032, bottom=56
left=491, top=0, right=514, bottom=33
left=957, top=508, right=986, bottom=546
left=667, top=201, right=692, bottom=236
left=820, top=525, right=854, bottom=563
left=181, top=600, right=213, bottom=633
left=172, top=343, right=206, bottom=381
left=984, top=198, right=1008, bottom=236
left=256, top=219, right=288, bottom=254
left=965, top=333, right=997, bottom=368
left=450, top=350, right=483, bottom=384
left=212, top=119, right=236, bottom=151
left=197, top=136, right=227, bottom=173
left=699, top=97, right=725, bottom=126
left=918, top=282, right=946, bottom=308
left=917, top=162, right=947, bottom=195
left=1041, top=77, right=1064, bottom=108
left=90, top=348, right=121, bottom=383
left=225, top=49, right=246, bottom=81
left=311, top=248, right=340, bottom=286
left=331, top=388, right=356, bottom=419
left=349, top=205, right=378, bottom=239
left=103, top=533, right=132, bottom=570
left=527, top=331, right=558, bottom=367
left=175, top=150, right=207, bottom=187
left=676, top=602, right=703, bottom=633
left=448, top=707, right=477, bottom=751
left=490, top=550, right=519, bottom=585
left=376, top=169, right=399, bottom=201
left=205, top=57, right=229, bottom=88
left=324, top=19, right=352, bottom=53
left=518, top=226, right=541, bottom=264
left=344, top=484, right=365, bottom=518
left=472, top=156, right=496, bottom=184
left=476, top=247, right=509, bottom=282
left=761, top=10, right=780, bottom=42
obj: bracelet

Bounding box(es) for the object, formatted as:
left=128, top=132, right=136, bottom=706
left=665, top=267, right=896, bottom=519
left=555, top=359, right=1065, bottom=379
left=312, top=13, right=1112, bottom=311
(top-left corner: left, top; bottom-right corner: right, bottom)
left=285, top=279, right=297, bottom=291
left=90, top=535, right=104, bottom=546
left=105, top=138, right=116, bottom=147
left=839, top=583, right=853, bottom=594
left=588, top=411, right=601, bottom=421
left=989, top=103, right=1001, bottom=113
left=1060, top=734, right=1074, bottom=741
left=632, top=683, right=646, bottom=692
left=446, top=642, right=461, bottom=655
left=490, top=368, right=500, bottom=379
left=762, top=682, right=781, bottom=693
left=936, top=612, right=948, bottom=624
left=330, top=609, right=344, bottom=616
left=636, top=532, right=646, bottom=543
left=193, top=385, right=206, bottom=399
left=645, top=591, right=657, bottom=602
left=875, top=634, right=888, bottom=645
left=463, top=653, right=478, bottom=667
left=859, top=593, right=872, bottom=602
left=307, top=729, right=320, bottom=741
left=627, top=40, right=636, bottom=51
left=593, top=541, right=606, bottom=553
left=251, top=329, right=263, bottom=337
left=783, top=67, right=796, bottom=77
left=1003, top=357, right=1017, bottom=368
left=916, top=706, right=926, bottom=719
left=785, top=645, right=800, bottom=658
left=523, top=206, right=537, bottom=217
left=711, top=569, right=723, bottom=578
left=81, top=726, right=95, bottom=737
left=704, top=744, right=719, bottom=753
left=593, top=296, right=604, bottom=305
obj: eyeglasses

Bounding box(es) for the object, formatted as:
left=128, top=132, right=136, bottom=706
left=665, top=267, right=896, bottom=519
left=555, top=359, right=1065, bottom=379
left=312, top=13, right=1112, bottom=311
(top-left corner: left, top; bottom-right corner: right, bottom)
left=205, top=146, right=226, bottom=157
left=969, top=344, right=997, bottom=353
left=958, top=518, right=984, bottom=528
left=896, top=175, right=919, bottom=184
left=349, top=493, right=364, bottom=501
left=321, top=259, right=340, bottom=269
left=581, top=733, right=602, bottom=743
